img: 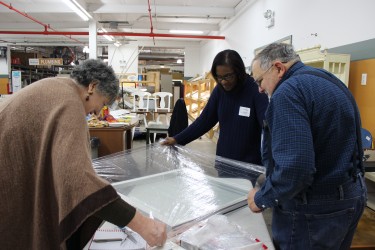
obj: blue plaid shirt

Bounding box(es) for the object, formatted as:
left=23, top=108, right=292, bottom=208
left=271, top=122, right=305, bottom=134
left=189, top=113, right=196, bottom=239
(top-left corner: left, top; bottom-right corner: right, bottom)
left=255, top=61, right=361, bottom=209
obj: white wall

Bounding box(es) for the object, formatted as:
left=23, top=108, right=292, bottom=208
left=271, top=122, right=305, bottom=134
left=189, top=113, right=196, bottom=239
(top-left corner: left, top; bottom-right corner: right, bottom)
left=199, top=0, right=375, bottom=73
left=184, top=45, right=202, bottom=78
left=108, top=40, right=203, bottom=78
left=136, top=40, right=200, bottom=75
left=0, top=58, right=7, bottom=75
left=108, top=44, right=139, bottom=76
left=108, top=0, right=375, bottom=77
left=0, top=46, right=9, bottom=76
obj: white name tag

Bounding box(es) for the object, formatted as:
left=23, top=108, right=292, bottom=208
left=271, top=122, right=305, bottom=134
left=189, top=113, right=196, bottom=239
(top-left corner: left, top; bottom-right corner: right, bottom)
left=239, top=106, right=250, bottom=117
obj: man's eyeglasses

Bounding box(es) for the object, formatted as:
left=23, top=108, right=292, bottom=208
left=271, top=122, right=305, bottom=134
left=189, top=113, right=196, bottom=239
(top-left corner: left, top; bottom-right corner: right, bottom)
left=253, top=64, right=274, bottom=88
left=253, top=61, right=288, bottom=87
left=216, top=72, right=236, bottom=82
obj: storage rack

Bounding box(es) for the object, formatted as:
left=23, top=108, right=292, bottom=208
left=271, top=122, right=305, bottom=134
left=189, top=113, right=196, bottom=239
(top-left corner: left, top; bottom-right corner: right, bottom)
left=297, top=45, right=351, bottom=87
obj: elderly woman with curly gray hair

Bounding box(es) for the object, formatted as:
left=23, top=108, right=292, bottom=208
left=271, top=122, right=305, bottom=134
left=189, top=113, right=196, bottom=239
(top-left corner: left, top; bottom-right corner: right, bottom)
left=0, top=59, right=167, bottom=249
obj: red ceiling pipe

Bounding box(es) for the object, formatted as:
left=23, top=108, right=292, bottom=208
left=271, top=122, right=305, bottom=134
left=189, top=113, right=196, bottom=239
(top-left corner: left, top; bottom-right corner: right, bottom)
left=147, top=0, right=155, bottom=45
left=0, top=1, right=85, bottom=45
left=0, top=30, right=225, bottom=40
left=0, top=1, right=224, bottom=41
left=48, top=27, right=85, bottom=45
left=0, top=1, right=47, bottom=31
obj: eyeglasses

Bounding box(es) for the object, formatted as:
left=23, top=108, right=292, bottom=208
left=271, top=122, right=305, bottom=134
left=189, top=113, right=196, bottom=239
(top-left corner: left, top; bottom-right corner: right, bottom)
left=253, top=61, right=288, bottom=87
left=216, top=72, right=236, bottom=82
left=254, top=64, right=274, bottom=88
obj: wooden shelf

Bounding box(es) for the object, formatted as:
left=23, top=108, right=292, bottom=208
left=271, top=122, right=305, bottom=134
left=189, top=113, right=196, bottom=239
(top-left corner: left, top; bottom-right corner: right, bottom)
left=11, top=64, right=57, bottom=85
left=119, top=71, right=160, bottom=93
left=184, top=72, right=217, bottom=138
left=297, top=45, right=351, bottom=87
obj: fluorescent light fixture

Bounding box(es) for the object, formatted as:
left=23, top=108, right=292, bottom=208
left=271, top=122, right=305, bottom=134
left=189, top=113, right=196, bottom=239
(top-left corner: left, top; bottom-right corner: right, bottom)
left=103, top=34, right=114, bottom=41
left=62, top=0, right=92, bottom=21
left=176, top=59, right=183, bottom=64
left=169, top=30, right=204, bottom=35
left=99, top=28, right=114, bottom=41
left=114, top=41, right=122, bottom=47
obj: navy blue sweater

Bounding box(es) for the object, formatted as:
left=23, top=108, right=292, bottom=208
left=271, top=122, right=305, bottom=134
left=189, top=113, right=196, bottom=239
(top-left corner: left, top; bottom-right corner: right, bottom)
left=174, top=75, right=269, bottom=165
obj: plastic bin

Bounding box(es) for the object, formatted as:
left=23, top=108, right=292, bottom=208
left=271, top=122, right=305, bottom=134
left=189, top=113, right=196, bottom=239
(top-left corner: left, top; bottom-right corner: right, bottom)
left=90, top=137, right=100, bottom=159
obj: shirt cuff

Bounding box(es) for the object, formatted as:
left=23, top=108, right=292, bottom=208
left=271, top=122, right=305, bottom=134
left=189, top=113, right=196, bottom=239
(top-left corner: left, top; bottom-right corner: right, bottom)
left=254, top=180, right=280, bottom=209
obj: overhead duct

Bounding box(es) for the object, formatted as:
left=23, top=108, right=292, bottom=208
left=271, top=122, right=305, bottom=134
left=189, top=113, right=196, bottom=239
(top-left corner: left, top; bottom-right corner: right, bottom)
left=139, top=53, right=184, bottom=59
left=0, top=2, right=225, bottom=42
left=98, top=21, right=132, bottom=29
left=109, top=22, right=118, bottom=29
left=0, top=30, right=225, bottom=40
left=0, top=1, right=85, bottom=45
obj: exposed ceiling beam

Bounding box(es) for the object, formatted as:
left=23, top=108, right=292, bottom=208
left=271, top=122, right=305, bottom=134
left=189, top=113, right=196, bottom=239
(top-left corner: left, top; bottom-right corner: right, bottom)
left=0, top=21, right=219, bottom=31
left=0, top=3, right=235, bottom=18
left=126, top=22, right=219, bottom=31
left=139, top=54, right=184, bottom=59
left=0, top=3, right=73, bottom=13
left=0, top=22, right=88, bottom=30
left=91, top=4, right=235, bottom=17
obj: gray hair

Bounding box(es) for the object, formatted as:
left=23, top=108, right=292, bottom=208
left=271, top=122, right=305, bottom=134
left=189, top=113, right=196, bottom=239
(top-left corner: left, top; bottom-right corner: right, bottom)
left=70, top=59, right=119, bottom=104
left=253, top=43, right=301, bottom=70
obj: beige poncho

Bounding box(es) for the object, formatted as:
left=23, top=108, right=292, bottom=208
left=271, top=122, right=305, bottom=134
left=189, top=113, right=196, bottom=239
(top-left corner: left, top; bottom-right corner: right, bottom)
left=0, top=78, right=119, bottom=249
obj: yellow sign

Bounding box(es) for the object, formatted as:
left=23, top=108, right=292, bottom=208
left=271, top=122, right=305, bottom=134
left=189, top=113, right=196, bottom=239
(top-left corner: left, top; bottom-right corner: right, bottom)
left=29, top=58, right=63, bottom=66
left=39, top=58, right=63, bottom=65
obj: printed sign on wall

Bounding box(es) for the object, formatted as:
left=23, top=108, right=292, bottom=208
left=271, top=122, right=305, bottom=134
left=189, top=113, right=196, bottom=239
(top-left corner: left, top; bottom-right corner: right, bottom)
left=11, top=70, right=22, bottom=92
left=29, top=58, right=63, bottom=66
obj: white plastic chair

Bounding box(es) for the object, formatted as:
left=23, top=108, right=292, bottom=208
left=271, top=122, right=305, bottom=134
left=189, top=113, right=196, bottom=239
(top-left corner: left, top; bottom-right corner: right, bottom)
left=132, top=91, right=151, bottom=113
left=147, top=92, right=173, bottom=143
left=131, top=91, right=151, bottom=138
left=151, top=92, right=173, bottom=125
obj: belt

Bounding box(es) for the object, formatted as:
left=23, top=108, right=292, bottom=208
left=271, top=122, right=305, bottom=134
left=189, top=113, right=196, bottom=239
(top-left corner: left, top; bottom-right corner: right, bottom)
left=294, top=173, right=365, bottom=204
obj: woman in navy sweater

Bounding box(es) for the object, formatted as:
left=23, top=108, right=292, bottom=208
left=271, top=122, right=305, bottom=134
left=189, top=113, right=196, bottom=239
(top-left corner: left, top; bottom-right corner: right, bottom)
left=162, top=49, right=268, bottom=166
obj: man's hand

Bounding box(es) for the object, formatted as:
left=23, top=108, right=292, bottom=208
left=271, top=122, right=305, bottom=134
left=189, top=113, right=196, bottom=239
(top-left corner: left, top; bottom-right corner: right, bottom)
left=247, top=188, right=262, bottom=213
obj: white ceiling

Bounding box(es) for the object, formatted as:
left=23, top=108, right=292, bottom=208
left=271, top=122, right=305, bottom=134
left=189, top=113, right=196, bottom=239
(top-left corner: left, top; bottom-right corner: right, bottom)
left=0, top=0, right=246, bottom=46
left=2, top=1, right=373, bottom=67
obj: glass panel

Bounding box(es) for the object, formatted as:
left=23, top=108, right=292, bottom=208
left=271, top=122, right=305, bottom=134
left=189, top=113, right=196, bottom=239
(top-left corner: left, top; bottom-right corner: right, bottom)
left=113, top=168, right=248, bottom=230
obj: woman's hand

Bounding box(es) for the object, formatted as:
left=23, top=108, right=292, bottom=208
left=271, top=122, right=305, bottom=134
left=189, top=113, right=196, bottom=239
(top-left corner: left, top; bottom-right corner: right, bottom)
left=159, top=137, right=177, bottom=146
left=127, top=210, right=167, bottom=247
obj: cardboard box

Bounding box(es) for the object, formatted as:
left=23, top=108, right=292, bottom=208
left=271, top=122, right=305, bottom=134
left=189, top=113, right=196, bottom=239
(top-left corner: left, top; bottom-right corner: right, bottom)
left=0, top=76, right=9, bottom=94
